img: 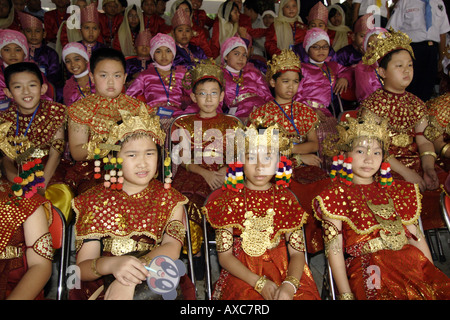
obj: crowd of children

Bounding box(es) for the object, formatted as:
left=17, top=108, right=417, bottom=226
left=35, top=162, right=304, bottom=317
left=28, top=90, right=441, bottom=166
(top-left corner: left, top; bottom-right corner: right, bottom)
left=1, top=0, right=450, bottom=301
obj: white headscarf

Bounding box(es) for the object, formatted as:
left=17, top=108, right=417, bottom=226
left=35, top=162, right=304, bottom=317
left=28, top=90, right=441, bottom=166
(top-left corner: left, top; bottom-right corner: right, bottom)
left=217, top=1, right=239, bottom=47
left=327, top=4, right=352, bottom=52
left=117, top=5, right=144, bottom=57
left=273, top=0, right=303, bottom=51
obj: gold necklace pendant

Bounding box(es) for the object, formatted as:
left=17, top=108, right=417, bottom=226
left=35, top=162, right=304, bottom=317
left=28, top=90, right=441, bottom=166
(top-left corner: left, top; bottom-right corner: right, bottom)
left=366, top=198, right=395, bottom=220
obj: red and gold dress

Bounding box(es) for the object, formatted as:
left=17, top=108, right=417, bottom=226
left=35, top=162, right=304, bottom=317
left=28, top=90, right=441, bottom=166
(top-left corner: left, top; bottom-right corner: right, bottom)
left=66, top=93, right=153, bottom=195
left=0, top=178, right=51, bottom=300
left=314, top=180, right=450, bottom=300
left=203, top=185, right=321, bottom=300
left=248, top=100, right=331, bottom=254
left=359, top=88, right=448, bottom=230
left=0, top=99, right=73, bottom=221
left=171, top=113, right=243, bottom=255
left=425, top=92, right=450, bottom=172
left=69, top=179, right=196, bottom=300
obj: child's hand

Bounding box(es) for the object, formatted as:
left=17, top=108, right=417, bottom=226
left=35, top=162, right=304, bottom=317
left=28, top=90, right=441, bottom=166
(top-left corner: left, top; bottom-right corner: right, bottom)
left=403, top=168, right=427, bottom=192
left=297, top=153, right=322, bottom=167
left=260, top=279, right=278, bottom=300
left=238, top=26, right=248, bottom=38
left=104, top=279, right=136, bottom=300
left=423, top=167, right=439, bottom=190
left=109, top=256, right=150, bottom=286
left=334, top=78, right=348, bottom=95
left=274, top=282, right=296, bottom=300
left=202, top=170, right=225, bottom=190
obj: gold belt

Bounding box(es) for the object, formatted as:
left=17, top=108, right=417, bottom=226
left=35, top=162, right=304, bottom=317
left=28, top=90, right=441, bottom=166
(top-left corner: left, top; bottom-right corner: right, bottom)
left=231, top=93, right=257, bottom=106
left=353, top=235, right=408, bottom=257
left=102, top=238, right=154, bottom=256
left=0, top=246, right=23, bottom=259
left=391, top=134, right=413, bottom=148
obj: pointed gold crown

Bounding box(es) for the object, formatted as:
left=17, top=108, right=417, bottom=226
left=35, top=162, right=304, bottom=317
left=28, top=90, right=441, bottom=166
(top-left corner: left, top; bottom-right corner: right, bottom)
left=100, top=106, right=166, bottom=151
left=266, top=49, right=302, bottom=82
left=327, top=112, right=390, bottom=157
left=363, top=28, right=415, bottom=66
left=182, top=58, right=224, bottom=90
left=233, top=122, right=293, bottom=160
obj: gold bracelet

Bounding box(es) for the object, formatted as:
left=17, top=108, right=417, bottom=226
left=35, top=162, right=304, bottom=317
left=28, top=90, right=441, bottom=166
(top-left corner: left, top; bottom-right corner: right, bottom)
left=254, top=276, right=267, bottom=294
left=441, top=143, right=450, bottom=158
left=338, top=292, right=355, bottom=300
left=284, top=275, right=300, bottom=289
left=91, top=257, right=102, bottom=278
left=419, top=151, right=437, bottom=159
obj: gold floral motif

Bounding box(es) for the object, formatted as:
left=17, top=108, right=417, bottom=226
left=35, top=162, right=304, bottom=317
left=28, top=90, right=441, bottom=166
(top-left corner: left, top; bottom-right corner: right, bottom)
left=215, top=228, right=233, bottom=252
left=165, top=220, right=186, bottom=244
left=288, top=229, right=305, bottom=252
left=32, top=232, right=54, bottom=261
left=241, top=209, right=275, bottom=257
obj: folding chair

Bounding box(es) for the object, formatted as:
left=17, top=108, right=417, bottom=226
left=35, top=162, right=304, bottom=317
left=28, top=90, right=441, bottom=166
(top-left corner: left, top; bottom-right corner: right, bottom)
left=183, top=204, right=197, bottom=296
left=48, top=206, right=68, bottom=300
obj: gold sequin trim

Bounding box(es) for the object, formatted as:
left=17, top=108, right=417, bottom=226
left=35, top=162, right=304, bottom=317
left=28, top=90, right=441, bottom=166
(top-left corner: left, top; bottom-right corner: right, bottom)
left=32, top=232, right=53, bottom=261
left=0, top=246, right=23, bottom=259
left=288, top=229, right=305, bottom=252
left=165, top=220, right=186, bottom=244
left=102, top=238, right=154, bottom=256
left=215, top=229, right=233, bottom=253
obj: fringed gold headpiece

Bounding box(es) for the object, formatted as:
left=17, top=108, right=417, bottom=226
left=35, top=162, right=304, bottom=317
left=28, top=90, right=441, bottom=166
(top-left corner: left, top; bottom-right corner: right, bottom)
left=323, top=112, right=390, bottom=158
left=266, top=49, right=302, bottom=82
left=363, top=28, right=415, bottom=66
left=99, top=106, right=166, bottom=152
left=182, top=58, right=224, bottom=90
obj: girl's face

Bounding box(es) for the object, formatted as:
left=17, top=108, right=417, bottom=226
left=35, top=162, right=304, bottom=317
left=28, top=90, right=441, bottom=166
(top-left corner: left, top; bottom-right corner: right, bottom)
left=141, top=0, right=155, bottom=16
left=0, top=0, right=11, bottom=19
left=153, top=46, right=174, bottom=66
left=173, top=25, right=193, bottom=46
left=353, top=31, right=366, bottom=53
left=177, top=3, right=191, bottom=16
left=136, top=45, right=150, bottom=58
left=81, top=22, right=100, bottom=44
left=64, top=52, right=89, bottom=76
left=244, top=149, right=278, bottom=190
left=308, top=39, right=330, bottom=63
left=23, top=26, right=46, bottom=46
left=330, top=11, right=342, bottom=26
left=128, top=9, right=140, bottom=29
left=263, top=14, right=274, bottom=27
left=0, top=44, right=25, bottom=65
left=103, top=1, right=118, bottom=16
left=282, top=0, right=298, bottom=19
left=119, top=135, right=159, bottom=195
left=225, top=46, right=247, bottom=71
left=347, top=138, right=383, bottom=185
left=229, top=5, right=240, bottom=24
left=270, top=71, right=300, bottom=103
left=309, top=19, right=327, bottom=30
left=379, top=50, right=413, bottom=94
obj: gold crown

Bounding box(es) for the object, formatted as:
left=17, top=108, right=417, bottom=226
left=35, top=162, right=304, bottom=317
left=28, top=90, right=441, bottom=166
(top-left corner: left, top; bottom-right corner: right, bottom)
left=266, top=49, right=302, bottom=82
left=363, top=28, right=415, bottom=66
left=233, top=123, right=293, bottom=160
left=324, top=112, right=390, bottom=157
left=100, top=106, right=166, bottom=151
left=182, top=58, right=224, bottom=90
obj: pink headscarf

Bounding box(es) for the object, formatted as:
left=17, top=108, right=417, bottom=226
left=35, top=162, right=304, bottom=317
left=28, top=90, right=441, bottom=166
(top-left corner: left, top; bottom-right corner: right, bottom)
left=0, top=29, right=29, bottom=61
left=220, top=36, right=247, bottom=65
left=303, top=27, right=330, bottom=52
left=62, top=42, right=90, bottom=78
left=150, top=33, right=176, bottom=71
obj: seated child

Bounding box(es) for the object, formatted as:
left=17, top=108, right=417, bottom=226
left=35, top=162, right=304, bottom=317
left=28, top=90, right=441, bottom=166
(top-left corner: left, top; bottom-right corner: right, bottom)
left=171, top=6, right=207, bottom=70
left=294, top=27, right=352, bottom=170
left=141, top=0, right=172, bottom=35
left=67, top=47, right=153, bottom=195
left=18, top=11, right=63, bottom=102
left=62, top=42, right=95, bottom=107
left=203, top=124, right=321, bottom=300
left=359, top=29, right=447, bottom=231
left=0, top=176, right=53, bottom=300
left=98, top=0, right=124, bottom=48
left=78, top=3, right=105, bottom=57
left=191, top=0, right=214, bottom=37
left=171, top=59, right=244, bottom=270
left=126, top=33, right=191, bottom=125
left=326, top=4, right=352, bottom=52
left=314, top=113, right=450, bottom=300
left=0, top=62, right=73, bottom=221
left=125, top=29, right=153, bottom=87
left=113, top=5, right=144, bottom=57
left=70, top=107, right=196, bottom=300
left=220, top=36, right=273, bottom=119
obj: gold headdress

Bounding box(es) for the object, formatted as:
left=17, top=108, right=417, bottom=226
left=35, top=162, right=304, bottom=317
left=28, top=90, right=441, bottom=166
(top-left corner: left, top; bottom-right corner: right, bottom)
left=182, top=58, right=225, bottom=90
left=324, top=112, right=390, bottom=158
left=363, top=28, right=415, bottom=66
left=266, top=49, right=302, bottom=82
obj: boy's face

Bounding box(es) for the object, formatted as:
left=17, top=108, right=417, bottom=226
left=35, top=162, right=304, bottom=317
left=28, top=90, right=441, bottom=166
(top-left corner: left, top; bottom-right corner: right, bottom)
left=92, top=59, right=126, bottom=98
left=3, top=71, right=47, bottom=114
left=52, top=0, right=69, bottom=9
left=244, top=149, right=278, bottom=190
left=81, top=22, right=100, bottom=44
left=378, top=50, right=413, bottom=93
left=190, top=80, right=224, bottom=118
left=13, top=0, right=26, bottom=11
left=64, top=52, right=89, bottom=76
left=136, top=45, right=150, bottom=58
left=308, top=39, right=330, bottom=63
left=269, top=71, right=300, bottom=103
left=173, top=25, right=192, bottom=46
left=225, top=46, right=247, bottom=71
left=23, top=26, right=46, bottom=46
left=153, top=46, right=174, bottom=66
left=347, top=138, right=383, bottom=185
left=119, top=135, right=159, bottom=195
left=308, top=19, right=327, bottom=30
left=352, top=31, right=366, bottom=53
left=103, top=2, right=118, bottom=16
left=1, top=44, right=26, bottom=65
left=191, top=0, right=202, bottom=10
left=229, top=6, right=240, bottom=23
left=26, top=0, right=42, bottom=11
left=283, top=0, right=298, bottom=19
left=263, top=14, right=274, bottom=28
left=141, top=0, right=155, bottom=16
left=156, top=0, right=166, bottom=15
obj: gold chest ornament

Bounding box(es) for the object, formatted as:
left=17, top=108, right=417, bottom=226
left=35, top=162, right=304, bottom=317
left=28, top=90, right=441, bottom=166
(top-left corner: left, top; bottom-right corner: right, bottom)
left=241, top=208, right=275, bottom=257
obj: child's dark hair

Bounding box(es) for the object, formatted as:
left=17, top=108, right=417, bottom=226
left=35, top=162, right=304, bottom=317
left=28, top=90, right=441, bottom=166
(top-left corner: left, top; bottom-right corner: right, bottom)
left=271, top=71, right=302, bottom=82
left=177, top=0, right=192, bottom=14
left=378, top=49, right=413, bottom=71
left=90, top=47, right=126, bottom=73
left=193, top=78, right=224, bottom=93
left=4, top=62, right=44, bottom=89
left=223, top=0, right=239, bottom=21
